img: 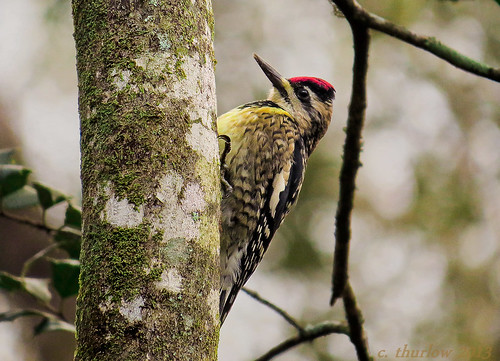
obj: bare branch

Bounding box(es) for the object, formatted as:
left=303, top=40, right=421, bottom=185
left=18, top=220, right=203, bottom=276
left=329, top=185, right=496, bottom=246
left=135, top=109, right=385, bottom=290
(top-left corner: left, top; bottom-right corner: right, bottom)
left=242, top=288, right=304, bottom=333
left=254, top=321, right=349, bottom=361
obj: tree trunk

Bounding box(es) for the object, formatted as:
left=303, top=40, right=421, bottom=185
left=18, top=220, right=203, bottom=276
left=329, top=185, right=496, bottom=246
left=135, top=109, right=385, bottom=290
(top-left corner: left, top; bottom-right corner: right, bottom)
left=72, top=0, right=220, bottom=360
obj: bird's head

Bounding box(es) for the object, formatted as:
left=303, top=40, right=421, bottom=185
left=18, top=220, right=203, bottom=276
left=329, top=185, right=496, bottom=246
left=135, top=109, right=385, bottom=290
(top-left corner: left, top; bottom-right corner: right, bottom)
left=254, top=54, right=335, bottom=153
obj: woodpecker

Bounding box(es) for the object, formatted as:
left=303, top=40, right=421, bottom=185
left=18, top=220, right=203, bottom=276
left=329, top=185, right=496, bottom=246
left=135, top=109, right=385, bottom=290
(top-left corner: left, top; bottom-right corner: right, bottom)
left=218, top=54, right=335, bottom=324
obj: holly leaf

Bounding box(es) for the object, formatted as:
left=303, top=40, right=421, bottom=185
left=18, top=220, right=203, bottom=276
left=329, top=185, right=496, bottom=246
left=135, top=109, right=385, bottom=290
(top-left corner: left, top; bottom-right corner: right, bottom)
left=34, top=317, right=76, bottom=335
left=0, top=309, right=51, bottom=322
left=0, top=271, right=22, bottom=291
left=49, top=258, right=80, bottom=298
left=22, top=277, right=52, bottom=304
left=0, top=310, right=76, bottom=335
left=0, top=149, right=15, bottom=165
left=0, top=165, right=31, bottom=197
left=0, top=271, right=52, bottom=304
left=64, top=203, right=82, bottom=230
left=32, top=182, right=67, bottom=210
left=1, top=185, right=39, bottom=210
left=54, top=229, right=81, bottom=259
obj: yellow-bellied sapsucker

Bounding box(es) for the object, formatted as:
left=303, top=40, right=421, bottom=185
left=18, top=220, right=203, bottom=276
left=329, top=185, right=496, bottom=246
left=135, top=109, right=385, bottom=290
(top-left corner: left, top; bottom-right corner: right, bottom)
left=218, top=54, right=335, bottom=324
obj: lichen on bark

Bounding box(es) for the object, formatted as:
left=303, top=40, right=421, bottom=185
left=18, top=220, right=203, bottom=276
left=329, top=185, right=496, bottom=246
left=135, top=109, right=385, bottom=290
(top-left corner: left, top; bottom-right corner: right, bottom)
left=72, top=0, right=220, bottom=360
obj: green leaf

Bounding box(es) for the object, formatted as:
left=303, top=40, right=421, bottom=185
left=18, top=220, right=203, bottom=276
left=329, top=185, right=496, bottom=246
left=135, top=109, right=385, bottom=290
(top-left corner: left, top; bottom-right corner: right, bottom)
left=64, top=203, right=82, bottom=230
left=50, top=258, right=80, bottom=298
left=0, top=272, right=52, bottom=304
left=32, top=182, right=67, bottom=210
left=0, top=165, right=31, bottom=197
left=0, top=271, right=22, bottom=291
left=54, top=229, right=81, bottom=259
left=34, top=317, right=76, bottom=335
left=1, top=185, right=39, bottom=209
left=0, top=149, right=15, bottom=165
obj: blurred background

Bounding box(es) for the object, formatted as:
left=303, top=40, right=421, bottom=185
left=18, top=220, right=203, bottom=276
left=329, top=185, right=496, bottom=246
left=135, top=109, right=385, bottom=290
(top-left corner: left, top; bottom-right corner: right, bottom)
left=1, top=0, right=499, bottom=360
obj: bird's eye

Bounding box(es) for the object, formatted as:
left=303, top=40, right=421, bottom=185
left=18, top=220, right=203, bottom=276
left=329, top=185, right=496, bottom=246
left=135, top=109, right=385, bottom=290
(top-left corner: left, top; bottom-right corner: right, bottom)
left=297, top=88, right=310, bottom=101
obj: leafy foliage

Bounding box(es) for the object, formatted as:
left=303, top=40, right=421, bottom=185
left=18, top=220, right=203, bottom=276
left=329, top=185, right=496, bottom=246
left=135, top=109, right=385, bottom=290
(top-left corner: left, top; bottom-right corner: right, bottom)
left=0, top=149, right=81, bottom=335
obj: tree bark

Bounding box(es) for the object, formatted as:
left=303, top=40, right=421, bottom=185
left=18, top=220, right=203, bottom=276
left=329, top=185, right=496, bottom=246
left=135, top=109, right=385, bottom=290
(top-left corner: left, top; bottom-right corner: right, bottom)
left=72, top=0, right=219, bottom=360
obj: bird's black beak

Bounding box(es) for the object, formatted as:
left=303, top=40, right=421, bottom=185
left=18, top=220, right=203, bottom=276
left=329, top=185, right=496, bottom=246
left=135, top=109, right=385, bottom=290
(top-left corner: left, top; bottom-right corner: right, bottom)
left=253, top=54, right=288, bottom=98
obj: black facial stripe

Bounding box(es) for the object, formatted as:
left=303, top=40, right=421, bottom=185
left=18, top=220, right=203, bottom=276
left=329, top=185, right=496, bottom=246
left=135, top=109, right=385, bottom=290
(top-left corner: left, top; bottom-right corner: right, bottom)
left=292, top=81, right=335, bottom=102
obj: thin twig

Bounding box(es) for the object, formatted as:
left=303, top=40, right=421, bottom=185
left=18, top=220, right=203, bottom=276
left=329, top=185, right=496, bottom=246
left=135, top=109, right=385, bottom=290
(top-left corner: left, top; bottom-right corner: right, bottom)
left=0, top=211, right=55, bottom=235
left=343, top=282, right=371, bottom=361
left=254, top=321, right=349, bottom=361
left=330, top=0, right=370, bottom=306
left=242, top=287, right=305, bottom=333
left=21, top=243, right=60, bottom=278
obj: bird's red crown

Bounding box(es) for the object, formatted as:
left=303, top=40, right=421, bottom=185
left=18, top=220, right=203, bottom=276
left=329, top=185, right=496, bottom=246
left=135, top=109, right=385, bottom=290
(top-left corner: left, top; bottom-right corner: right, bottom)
left=289, top=77, right=335, bottom=92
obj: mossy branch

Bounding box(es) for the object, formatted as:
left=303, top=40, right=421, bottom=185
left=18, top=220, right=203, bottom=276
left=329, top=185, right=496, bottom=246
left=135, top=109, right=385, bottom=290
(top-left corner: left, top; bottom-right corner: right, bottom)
left=327, top=0, right=498, bottom=356
left=343, top=282, right=372, bottom=361
left=335, top=0, right=500, bottom=82
left=329, top=0, right=370, bottom=306
left=324, top=1, right=496, bottom=360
